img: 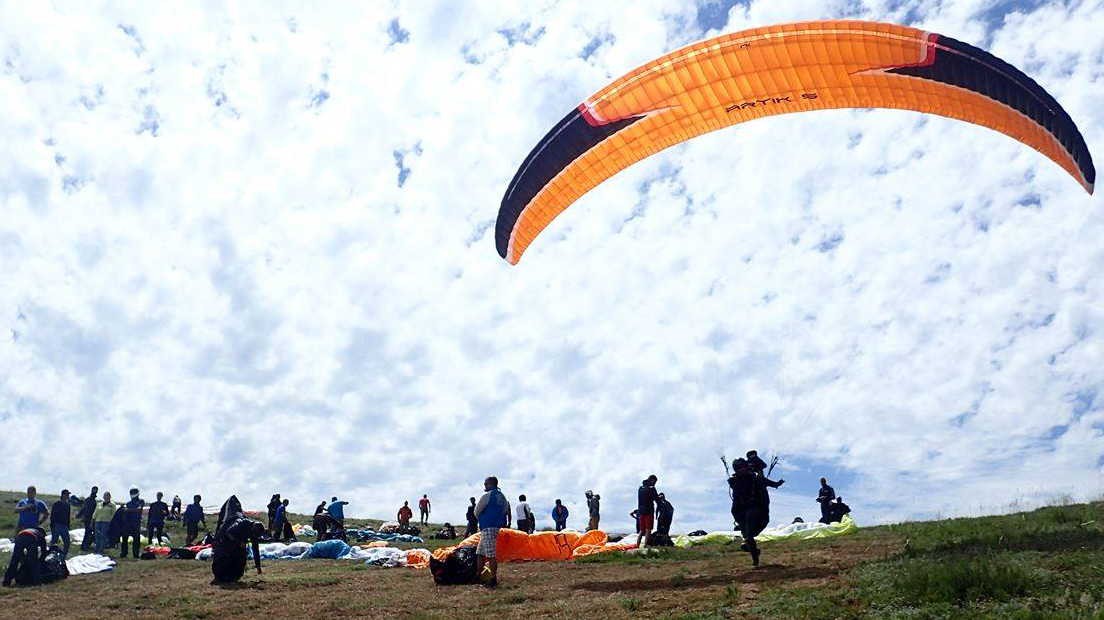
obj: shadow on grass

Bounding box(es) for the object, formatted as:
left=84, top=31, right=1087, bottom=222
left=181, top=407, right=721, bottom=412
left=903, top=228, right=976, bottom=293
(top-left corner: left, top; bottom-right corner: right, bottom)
left=571, top=565, right=836, bottom=592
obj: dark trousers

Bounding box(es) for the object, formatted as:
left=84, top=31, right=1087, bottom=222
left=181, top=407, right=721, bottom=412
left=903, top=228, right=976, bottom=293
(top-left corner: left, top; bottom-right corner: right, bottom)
left=81, top=521, right=94, bottom=550
left=148, top=523, right=165, bottom=544
left=119, top=529, right=141, bottom=558
left=466, top=521, right=477, bottom=537
left=738, top=506, right=769, bottom=548
left=420, top=508, right=429, bottom=524
left=657, top=517, right=672, bottom=537
left=186, top=522, right=200, bottom=545
left=3, top=534, right=41, bottom=586
left=554, top=520, right=566, bottom=532
left=211, top=545, right=247, bottom=583
left=49, top=526, right=70, bottom=557
left=819, top=503, right=832, bottom=524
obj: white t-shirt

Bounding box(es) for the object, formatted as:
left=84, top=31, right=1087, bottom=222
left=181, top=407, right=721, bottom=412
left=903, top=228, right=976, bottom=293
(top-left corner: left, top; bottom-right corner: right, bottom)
left=515, top=502, right=532, bottom=522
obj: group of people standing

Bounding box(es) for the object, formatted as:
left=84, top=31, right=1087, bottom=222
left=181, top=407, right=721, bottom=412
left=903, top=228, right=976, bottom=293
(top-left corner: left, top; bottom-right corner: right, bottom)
left=632, top=475, right=676, bottom=547
left=461, top=489, right=606, bottom=537
left=12, top=486, right=210, bottom=561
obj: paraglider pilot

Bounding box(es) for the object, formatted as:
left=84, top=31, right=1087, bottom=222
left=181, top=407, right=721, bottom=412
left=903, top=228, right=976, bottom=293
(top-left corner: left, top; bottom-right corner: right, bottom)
left=210, top=496, right=264, bottom=585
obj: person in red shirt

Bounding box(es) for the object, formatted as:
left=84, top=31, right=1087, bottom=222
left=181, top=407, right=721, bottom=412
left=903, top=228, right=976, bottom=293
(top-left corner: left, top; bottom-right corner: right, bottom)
left=418, top=495, right=431, bottom=525
left=397, top=501, right=413, bottom=528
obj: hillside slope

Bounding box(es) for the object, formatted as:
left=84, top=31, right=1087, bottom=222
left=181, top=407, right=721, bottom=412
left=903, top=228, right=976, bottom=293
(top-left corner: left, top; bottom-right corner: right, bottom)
left=0, top=493, right=1100, bottom=618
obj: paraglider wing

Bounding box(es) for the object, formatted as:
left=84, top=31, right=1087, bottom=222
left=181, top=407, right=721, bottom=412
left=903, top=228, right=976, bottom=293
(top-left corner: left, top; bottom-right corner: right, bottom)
left=496, top=20, right=1095, bottom=264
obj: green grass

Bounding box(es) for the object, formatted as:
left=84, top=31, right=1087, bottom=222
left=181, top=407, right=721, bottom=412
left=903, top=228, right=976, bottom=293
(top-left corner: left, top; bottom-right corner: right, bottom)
left=743, top=501, right=1104, bottom=619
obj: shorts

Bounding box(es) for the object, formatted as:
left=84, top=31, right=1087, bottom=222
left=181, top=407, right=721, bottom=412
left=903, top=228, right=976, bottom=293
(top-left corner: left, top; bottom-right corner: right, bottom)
left=638, top=513, right=654, bottom=533
left=477, top=528, right=499, bottom=558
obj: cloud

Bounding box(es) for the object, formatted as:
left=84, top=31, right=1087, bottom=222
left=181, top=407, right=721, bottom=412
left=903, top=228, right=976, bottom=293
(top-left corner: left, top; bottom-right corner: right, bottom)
left=0, top=0, right=1100, bottom=532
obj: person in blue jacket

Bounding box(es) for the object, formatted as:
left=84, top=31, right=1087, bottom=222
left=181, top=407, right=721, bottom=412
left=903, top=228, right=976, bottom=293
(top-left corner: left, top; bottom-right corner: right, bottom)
left=473, top=476, right=510, bottom=588
left=273, top=499, right=290, bottom=542
left=184, top=495, right=207, bottom=545
left=551, top=499, right=569, bottom=531
left=327, top=496, right=349, bottom=528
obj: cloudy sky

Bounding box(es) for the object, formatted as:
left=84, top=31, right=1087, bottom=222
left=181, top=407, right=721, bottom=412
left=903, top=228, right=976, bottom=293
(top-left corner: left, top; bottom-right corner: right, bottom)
left=1, top=0, right=1101, bottom=532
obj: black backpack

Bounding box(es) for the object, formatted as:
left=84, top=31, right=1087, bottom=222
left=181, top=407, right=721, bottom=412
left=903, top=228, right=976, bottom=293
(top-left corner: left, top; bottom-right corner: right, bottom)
left=38, top=549, right=69, bottom=584
left=646, top=532, right=674, bottom=547
left=429, top=546, right=478, bottom=585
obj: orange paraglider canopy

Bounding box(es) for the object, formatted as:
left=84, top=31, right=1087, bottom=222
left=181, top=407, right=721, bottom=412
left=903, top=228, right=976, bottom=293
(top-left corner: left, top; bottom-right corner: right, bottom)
left=496, top=20, right=1095, bottom=264
left=432, top=529, right=612, bottom=563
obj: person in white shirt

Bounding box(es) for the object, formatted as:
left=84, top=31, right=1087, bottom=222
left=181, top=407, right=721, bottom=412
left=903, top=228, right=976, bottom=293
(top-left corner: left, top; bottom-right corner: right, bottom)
left=515, top=494, right=535, bottom=534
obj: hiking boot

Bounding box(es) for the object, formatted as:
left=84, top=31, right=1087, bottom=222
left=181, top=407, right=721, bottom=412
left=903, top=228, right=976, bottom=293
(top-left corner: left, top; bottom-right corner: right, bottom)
left=739, top=542, right=750, bottom=552
left=750, top=548, right=761, bottom=567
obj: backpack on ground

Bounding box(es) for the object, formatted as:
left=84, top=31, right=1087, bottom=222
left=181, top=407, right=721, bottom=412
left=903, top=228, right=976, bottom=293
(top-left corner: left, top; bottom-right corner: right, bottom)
left=38, top=549, right=69, bottom=584
left=429, top=545, right=478, bottom=585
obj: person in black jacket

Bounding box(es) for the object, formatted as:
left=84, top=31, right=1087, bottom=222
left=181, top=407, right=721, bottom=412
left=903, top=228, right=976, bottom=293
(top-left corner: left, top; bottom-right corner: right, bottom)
left=147, top=492, right=170, bottom=545
left=636, top=475, right=659, bottom=548
left=3, top=527, right=48, bottom=587
left=211, top=496, right=264, bottom=585
left=49, top=490, right=72, bottom=558
left=76, top=486, right=98, bottom=551
left=728, top=458, right=785, bottom=567
left=746, top=450, right=768, bottom=474
left=817, top=478, right=836, bottom=524
left=465, top=497, right=478, bottom=537
left=655, top=493, right=675, bottom=538
left=828, top=496, right=851, bottom=523
left=266, top=494, right=281, bottom=536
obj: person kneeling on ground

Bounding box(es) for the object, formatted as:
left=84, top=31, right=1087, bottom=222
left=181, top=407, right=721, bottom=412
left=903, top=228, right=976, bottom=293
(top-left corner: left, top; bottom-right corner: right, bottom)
left=3, top=527, right=48, bottom=587
left=828, top=496, right=851, bottom=523
left=210, top=496, right=264, bottom=585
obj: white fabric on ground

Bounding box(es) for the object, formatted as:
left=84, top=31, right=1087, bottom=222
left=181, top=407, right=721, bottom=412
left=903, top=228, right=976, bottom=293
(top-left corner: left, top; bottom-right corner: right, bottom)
left=65, top=553, right=116, bottom=575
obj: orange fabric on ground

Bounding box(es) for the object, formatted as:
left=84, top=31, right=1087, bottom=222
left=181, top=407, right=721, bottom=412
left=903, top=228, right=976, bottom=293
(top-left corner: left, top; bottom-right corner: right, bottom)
left=432, top=529, right=610, bottom=563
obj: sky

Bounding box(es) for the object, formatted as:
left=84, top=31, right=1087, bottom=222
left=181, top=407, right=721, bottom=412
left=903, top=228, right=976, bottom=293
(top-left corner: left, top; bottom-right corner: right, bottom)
left=1, top=0, right=1102, bottom=533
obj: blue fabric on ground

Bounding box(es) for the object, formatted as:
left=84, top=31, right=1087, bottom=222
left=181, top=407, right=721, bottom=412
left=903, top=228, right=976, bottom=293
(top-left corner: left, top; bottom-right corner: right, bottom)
left=349, top=529, right=423, bottom=543
left=307, top=539, right=351, bottom=559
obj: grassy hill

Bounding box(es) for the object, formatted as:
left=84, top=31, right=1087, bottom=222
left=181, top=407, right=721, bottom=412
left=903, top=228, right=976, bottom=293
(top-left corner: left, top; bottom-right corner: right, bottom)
left=0, top=490, right=1101, bottom=618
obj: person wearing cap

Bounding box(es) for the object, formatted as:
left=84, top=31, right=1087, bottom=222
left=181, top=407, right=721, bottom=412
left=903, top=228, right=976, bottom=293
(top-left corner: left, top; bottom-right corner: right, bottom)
left=120, top=488, right=144, bottom=559
left=746, top=450, right=768, bottom=474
